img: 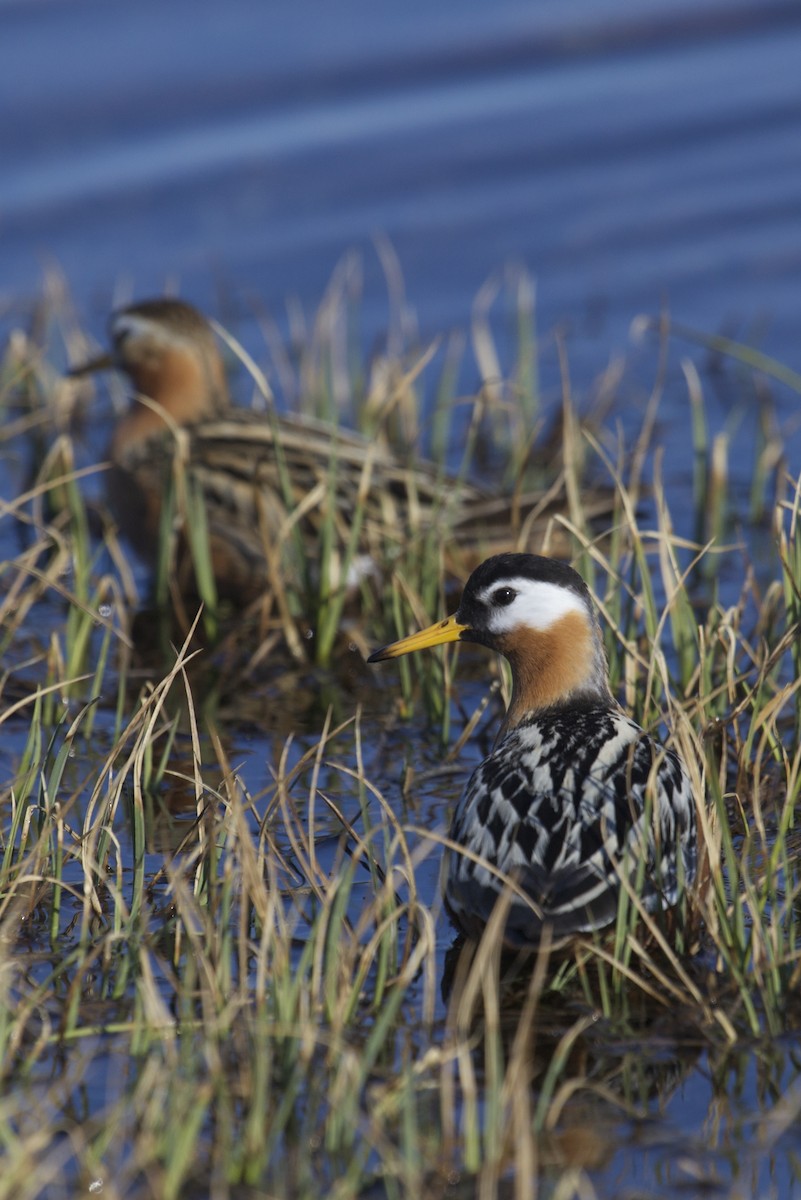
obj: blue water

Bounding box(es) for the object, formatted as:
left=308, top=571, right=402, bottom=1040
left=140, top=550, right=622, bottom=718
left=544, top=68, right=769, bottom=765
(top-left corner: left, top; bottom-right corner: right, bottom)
left=4, top=0, right=801, bottom=400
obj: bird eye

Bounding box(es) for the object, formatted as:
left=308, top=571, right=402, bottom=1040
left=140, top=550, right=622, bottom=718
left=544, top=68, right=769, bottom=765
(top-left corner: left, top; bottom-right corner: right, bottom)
left=492, top=587, right=516, bottom=607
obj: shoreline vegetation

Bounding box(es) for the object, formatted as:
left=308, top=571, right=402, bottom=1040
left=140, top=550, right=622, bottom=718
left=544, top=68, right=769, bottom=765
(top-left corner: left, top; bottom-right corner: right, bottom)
left=1, top=265, right=801, bottom=1198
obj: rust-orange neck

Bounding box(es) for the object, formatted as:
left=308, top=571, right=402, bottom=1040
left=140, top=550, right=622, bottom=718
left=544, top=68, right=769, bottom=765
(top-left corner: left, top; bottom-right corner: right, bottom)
left=110, top=344, right=229, bottom=458
left=495, top=609, right=611, bottom=735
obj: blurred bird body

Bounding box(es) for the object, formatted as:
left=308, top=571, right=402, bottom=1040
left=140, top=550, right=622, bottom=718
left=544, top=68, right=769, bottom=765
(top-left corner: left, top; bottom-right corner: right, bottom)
left=71, top=298, right=605, bottom=607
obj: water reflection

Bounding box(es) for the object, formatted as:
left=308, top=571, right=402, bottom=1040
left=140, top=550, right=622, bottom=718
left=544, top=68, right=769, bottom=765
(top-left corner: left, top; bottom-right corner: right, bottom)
left=438, top=933, right=801, bottom=1197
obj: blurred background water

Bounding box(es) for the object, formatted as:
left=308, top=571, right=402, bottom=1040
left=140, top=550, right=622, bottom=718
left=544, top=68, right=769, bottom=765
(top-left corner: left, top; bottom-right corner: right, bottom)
left=3, top=0, right=800, bottom=445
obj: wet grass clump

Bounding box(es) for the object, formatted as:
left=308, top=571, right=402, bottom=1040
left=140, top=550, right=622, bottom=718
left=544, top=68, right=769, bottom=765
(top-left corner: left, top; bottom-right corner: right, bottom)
left=2, top=269, right=801, bottom=1198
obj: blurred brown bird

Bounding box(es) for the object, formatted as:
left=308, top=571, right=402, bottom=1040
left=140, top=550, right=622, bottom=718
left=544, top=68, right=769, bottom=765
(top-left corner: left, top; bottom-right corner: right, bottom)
left=70, top=297, right=605, bottom=608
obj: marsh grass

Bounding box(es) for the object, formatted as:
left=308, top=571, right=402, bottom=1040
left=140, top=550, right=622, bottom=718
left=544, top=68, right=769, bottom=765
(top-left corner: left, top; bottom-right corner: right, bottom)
left=2, top=275, right=801, bottom=1197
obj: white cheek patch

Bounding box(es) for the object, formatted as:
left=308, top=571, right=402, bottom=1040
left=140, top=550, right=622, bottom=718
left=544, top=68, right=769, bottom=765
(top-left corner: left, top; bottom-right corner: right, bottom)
left=112, top=313, right=172, bottom=349
left=481, top=578, right=588, bottom=634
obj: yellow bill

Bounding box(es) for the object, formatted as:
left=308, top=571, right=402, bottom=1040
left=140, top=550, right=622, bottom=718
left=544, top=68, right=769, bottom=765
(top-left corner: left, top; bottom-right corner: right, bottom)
left=368, top=612, right=468, bottom=662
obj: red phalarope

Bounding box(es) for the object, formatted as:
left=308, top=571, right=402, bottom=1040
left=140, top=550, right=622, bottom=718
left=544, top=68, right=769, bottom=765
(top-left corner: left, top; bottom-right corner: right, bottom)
left=70, top=298, right=611, bottom=608
left=369, top=552, right=697, bottom=945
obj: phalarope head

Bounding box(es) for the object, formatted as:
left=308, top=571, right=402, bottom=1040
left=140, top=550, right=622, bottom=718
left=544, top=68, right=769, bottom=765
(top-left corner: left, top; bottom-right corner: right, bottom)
left=370, top=552, right=613, bottom=728
left=70, top=298, right=229, bottom=428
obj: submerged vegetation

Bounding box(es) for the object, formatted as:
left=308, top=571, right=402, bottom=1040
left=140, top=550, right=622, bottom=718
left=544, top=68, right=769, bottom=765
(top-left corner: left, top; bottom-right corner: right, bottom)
left=2, top=264, right=801, bottom=1198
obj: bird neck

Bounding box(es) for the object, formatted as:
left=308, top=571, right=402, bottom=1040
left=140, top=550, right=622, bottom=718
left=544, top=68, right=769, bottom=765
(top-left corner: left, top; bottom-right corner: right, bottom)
left=495, top=610, right=613, bottom=736
left=111, top=345, right=229, bottom=456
